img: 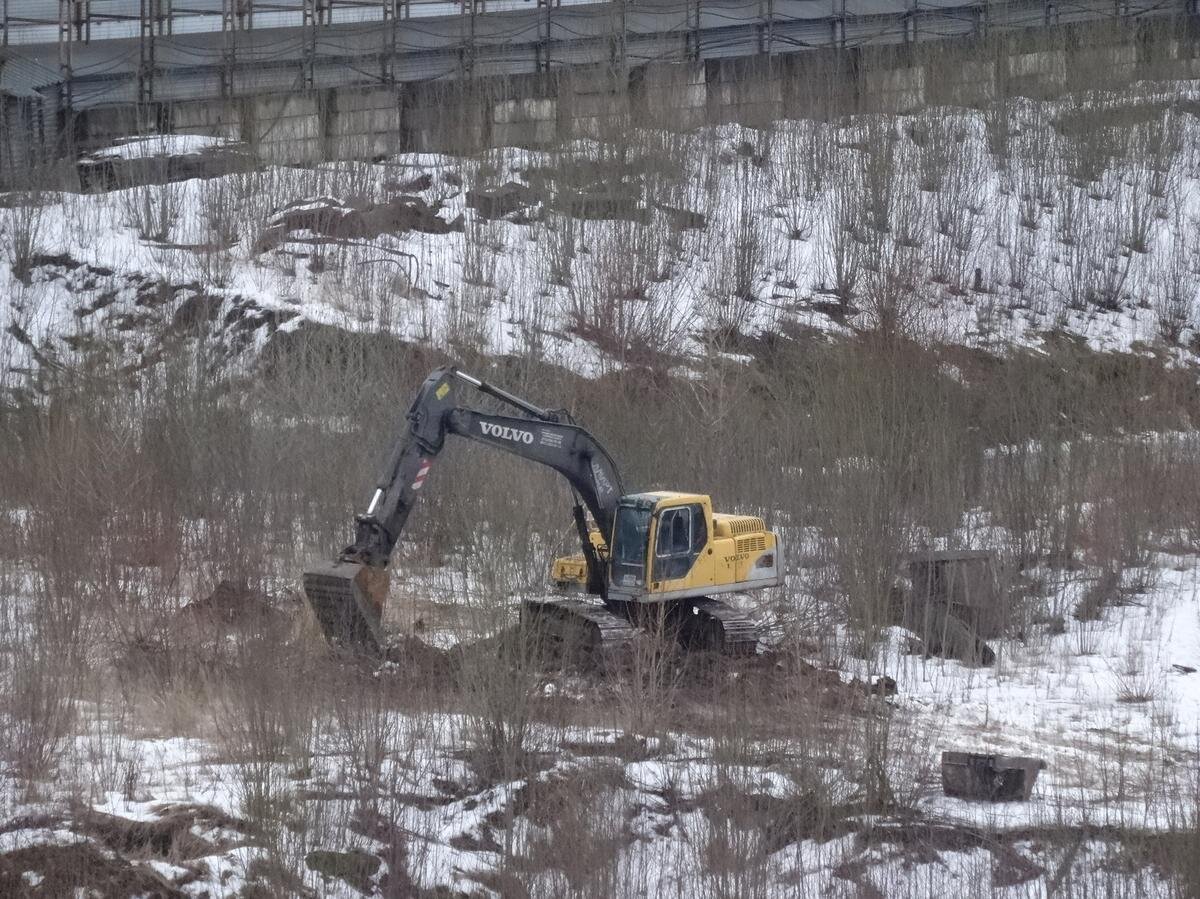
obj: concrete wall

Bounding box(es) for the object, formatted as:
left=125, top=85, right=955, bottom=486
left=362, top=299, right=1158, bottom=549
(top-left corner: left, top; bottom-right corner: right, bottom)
left=21, top=16, right=1198, bottom=185
left=862, top=65, right=926, bottom=113
left=633, top=62, right=707, bottom=131
left=328, top=88, right=403, bottom=160
left=706, top=57, right=785, bottom=126
left=558, top=65, right=631, bottom=140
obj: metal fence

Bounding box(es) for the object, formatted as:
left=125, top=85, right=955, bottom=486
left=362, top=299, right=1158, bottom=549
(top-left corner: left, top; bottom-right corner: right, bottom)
left=2, top=0, right=1191, bottom=112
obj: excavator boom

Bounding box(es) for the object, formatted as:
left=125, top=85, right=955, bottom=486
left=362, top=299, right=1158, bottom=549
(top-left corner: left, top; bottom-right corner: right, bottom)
left=303, top=366, right=623, bottom=654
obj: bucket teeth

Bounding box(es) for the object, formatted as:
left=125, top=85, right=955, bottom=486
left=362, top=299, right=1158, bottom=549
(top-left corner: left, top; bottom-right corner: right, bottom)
left=302, top=561, right=385, bottom=656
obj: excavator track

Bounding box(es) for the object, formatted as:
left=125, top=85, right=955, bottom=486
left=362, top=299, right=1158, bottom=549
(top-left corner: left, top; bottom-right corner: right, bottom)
left=521, top=597, right=640, bottom=665
left=670, top=597, right=761, bottom=656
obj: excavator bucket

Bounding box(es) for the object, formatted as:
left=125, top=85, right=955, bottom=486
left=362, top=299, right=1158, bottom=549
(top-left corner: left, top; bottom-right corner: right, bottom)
left=302, top=561, right=387, bottom=656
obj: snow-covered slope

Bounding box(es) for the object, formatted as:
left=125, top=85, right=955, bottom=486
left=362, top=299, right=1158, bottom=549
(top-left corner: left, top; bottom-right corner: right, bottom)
left=3, top=83, right=1200, bottom=389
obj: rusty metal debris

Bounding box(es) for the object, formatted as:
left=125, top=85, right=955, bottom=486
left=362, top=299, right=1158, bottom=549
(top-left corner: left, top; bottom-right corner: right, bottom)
left=941, top=751, right=1045, bottom=802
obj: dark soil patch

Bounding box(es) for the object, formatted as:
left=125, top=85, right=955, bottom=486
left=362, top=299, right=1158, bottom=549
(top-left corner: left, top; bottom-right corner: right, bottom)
left=306, top=848, right=381, bottom=894
left=561, top=734, right=657, bottom=762
left=510, top=764, right=628, bottom=829
left=853, top=820, right=1046, bottom=886
left=169, top=291, right=225, bottom=335
left=467, top=182, right=539, bottom=220
left=73, top=807, right=220, bottom=860
left=0, top=842, right=186, bottom=898
left=382, top=634, right=456, bottom=685
left=351, top=809, right=425, bottom=897
left=254, top=195, right=461, bottom=253
left=179, top=579, right=287, bottom=629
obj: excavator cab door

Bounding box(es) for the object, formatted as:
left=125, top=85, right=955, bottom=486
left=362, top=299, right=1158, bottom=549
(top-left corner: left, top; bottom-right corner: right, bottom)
left=652, top=504, right=707, bottom=583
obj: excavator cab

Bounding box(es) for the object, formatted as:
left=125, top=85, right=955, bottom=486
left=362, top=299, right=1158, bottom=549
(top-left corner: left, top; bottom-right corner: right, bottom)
left=557, top=492, right=781, bottom=602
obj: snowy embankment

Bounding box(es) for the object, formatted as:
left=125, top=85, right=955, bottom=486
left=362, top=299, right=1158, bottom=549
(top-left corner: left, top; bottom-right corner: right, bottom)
left=3, top=82, right=1200, bottom=387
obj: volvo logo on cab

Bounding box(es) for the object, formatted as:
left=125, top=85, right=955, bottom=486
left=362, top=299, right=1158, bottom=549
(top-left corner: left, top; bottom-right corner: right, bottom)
left=480, top=422, right=534, bottom=444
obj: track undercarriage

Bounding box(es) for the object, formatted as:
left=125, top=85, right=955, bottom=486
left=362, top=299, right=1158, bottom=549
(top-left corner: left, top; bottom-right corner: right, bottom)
left=521, top=594, right=761, bottom=662
left=303, top=562, right=761, bottom=663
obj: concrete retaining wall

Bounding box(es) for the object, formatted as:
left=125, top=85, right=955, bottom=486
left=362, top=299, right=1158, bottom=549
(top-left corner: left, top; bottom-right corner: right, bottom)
left=5, top=17, right=1199, bottom=186
left=161, top=27, right=1200, bottom=166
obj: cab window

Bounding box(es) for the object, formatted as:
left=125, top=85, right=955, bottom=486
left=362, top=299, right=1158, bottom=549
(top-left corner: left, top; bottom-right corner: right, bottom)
left=657, top=507, right=691, bottom=557
left=654, top=504, right=706, bottom=581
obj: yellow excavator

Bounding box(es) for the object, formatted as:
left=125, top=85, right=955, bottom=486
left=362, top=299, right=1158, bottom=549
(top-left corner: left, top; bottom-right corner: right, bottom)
left=303, top=365, right=782, bottom=658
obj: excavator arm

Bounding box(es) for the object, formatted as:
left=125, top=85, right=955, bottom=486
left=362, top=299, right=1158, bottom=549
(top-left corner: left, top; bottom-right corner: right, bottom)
left=303, top=366, right=624, bottom=654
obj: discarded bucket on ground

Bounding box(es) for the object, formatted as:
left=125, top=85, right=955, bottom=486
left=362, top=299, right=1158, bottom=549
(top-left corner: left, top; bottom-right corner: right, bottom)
left=941, top=751, right=1045, bottom=801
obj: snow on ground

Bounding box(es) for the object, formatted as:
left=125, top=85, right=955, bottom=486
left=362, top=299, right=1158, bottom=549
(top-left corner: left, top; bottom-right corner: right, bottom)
left=835, top=554, right=1200, bottom=833
left=4, top=82, right=1200, bottom=390
left=0, top=552, right=1197, bottom=894
left=84, top=134, right=239, bottom=161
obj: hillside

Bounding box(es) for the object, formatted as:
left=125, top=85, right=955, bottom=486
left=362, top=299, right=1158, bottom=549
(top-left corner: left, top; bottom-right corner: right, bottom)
left=2, top=70, right=1200, bottom=897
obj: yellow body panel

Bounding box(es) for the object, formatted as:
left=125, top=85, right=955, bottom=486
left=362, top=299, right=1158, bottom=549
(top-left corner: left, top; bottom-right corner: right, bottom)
left=550, top=491, right=781, bottom=602
left=550, top=529, right=606, bottom=589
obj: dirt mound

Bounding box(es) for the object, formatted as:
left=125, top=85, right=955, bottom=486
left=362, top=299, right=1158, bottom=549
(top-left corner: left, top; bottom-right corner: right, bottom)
left=179, top=579, right=288, bottom=629
left=0, top=804, right=254, bottom=897
left=254, top=195, right=462, bottom=253
left=381, top=634, right=455, bottom=683
left=305, top=848, right=381, bottom=894
left=0, top=842, right=186, bottom=898
left=73, top=804, right=245, bottom=860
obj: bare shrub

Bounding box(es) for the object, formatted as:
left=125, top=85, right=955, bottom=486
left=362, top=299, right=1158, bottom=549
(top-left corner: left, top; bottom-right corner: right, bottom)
left=541, top=213, right=579, bottom=287
left=701, top=157, right=768, bottom=341
left=983, top=95, right=1013, bottom=164
left=612, top=613, right=680, bottom=738
left=444, top=282, right=495, bottom=356
left=992, top=181, right=1037, bottom=302
left=1085, top=439, right=1174, bottom=573
left=2, top=630, right=81, bottom=783
left=859, top=116, right=897, bottom=236
left=512, top=765, right=629, bottom=897
left=770, top=121, right=824, bottom=240
left=119, top=179, right=183, bottom=243
left=1058, top=188, right=1134, bottom=313
left=213, top=636, right=323, bottom=824
left=930, top=133, right=985, bottom=294
left=1112, top=662, right=1159, bottom=705
left=859, top=236, right=929, bottom=342
left=462, top=214, right=503, bottom=288
left=0, top=190, right=47, bottom=282
left=458, top=629, right=547, bottom=783
left=1012, top=107, right=1058, bottom=225
left=1153, top=212, right=1197, bottom=344
left=1117, top=163, right=1162, bottom=257
left=191, top=176, right=241, bottom=288
left=726, top=156, right=768, bottom=302
left=341, top=253, right=413, bottom=331
left=807, top=341, right=964, bottom=646
left=980, top=360, right=1098, bottom=573
left=890, top=172, right=929, bottom=253
left=818, top=151, right=864, bottom=302
left=333, top=672, right=400, bottom=806
left=566, top=216, right=689, bottom=365
left=1059, top=93, right=1128, bottom=187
